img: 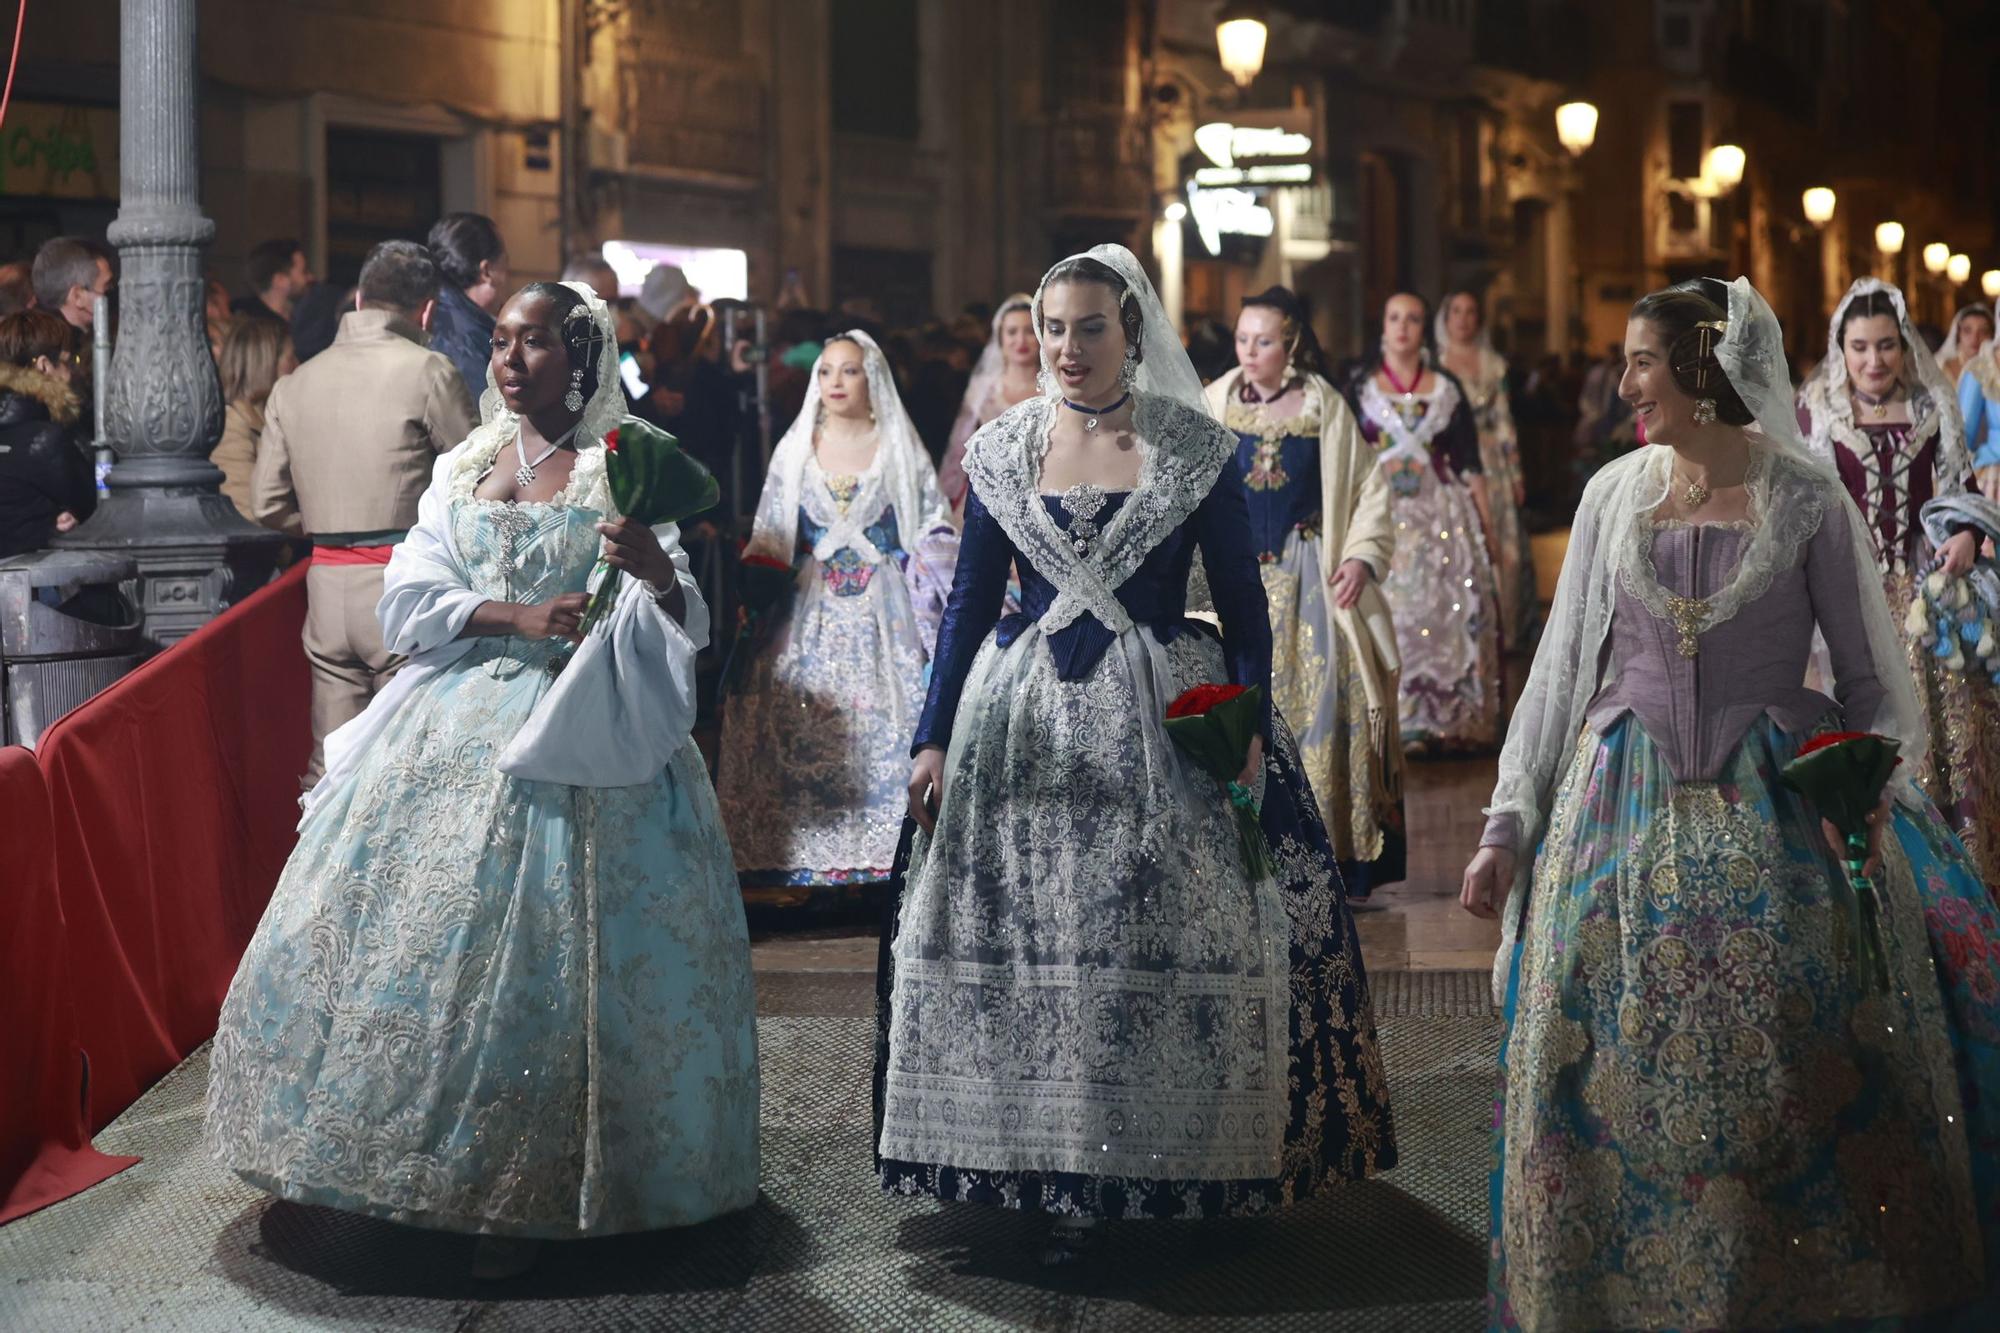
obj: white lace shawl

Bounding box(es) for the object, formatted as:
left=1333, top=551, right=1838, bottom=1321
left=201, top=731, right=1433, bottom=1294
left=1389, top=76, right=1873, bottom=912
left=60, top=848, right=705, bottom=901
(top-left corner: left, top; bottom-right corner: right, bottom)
left=961, top=391, right=1234, bottom=636
left=1485, top=277, right=1927, bottom=1004
left=745, top=329, right=943, bottom=565
left=303, top=282, right=708, bottom=815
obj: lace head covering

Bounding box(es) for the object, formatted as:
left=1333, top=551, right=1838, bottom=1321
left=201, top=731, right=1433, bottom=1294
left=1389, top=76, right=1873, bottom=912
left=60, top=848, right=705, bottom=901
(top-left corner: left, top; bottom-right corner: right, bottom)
left=1803, top=278, right=1967, bottom=482
left=957, top=293, right=1035, bottom=425
left=746, top=329, right=943, bottom=562
left=452, top=280, right=623, bottom=510
left=1031, top=244, right=1205, bottom=415
left=1487, top=276, right=1926, bottom=1002
left=1940, top=303, right=1995, bottom=373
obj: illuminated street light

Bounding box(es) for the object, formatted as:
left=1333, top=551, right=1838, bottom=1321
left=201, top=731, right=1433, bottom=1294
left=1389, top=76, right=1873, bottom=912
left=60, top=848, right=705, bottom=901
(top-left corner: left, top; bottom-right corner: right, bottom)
left=1949, top=254, right=1972, bottom=285
left=1875, top=221, right=1905, bottom=255
left=1984, top=270, right=2000, bottom=301
left=1802, top=187, right=1836, bottom=226
left=1215, top=2, right=1268, bottom=88
left=1704, top=144, right=1745, bottom=192
left=1924, top=242, right=1951, bottom=275
left=1555, top=101, right=1598, bottom=157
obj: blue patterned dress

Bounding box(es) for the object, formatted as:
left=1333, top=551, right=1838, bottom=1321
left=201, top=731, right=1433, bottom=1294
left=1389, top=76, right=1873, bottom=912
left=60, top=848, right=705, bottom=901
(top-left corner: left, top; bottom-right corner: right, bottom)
left=204, top=496, right=760, bottom=1239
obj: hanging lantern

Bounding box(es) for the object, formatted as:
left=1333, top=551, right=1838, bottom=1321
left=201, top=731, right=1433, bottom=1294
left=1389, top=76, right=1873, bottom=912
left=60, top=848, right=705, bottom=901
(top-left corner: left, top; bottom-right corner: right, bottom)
left=1215, top=1, right=1269, bottom=88
left=1554, top=101, right=1598, bottom=157
left=1704, top=144, right=1745, bottom=191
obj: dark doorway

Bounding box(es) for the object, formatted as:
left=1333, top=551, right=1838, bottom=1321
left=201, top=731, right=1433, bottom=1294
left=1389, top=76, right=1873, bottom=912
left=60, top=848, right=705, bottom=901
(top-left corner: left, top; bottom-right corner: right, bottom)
left=323, top=128, right=442, bottom=288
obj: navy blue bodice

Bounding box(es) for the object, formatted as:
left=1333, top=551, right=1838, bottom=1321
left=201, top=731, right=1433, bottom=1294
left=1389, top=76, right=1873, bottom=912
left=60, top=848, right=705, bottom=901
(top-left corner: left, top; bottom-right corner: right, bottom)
left=1231, top=428, right=1321, bottom=560
left=912, top=464, right=1273, bottom=754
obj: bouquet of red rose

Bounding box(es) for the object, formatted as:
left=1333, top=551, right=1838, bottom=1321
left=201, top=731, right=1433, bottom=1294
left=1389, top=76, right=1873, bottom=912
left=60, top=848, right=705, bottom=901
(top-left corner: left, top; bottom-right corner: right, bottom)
left=1165, top=683, right=1276, bottom=881
left=1779, top=730, right=1902, bottom=995
left=723, top=550, right=798, bottom=692
left=575, top=418, right=721, bottom=638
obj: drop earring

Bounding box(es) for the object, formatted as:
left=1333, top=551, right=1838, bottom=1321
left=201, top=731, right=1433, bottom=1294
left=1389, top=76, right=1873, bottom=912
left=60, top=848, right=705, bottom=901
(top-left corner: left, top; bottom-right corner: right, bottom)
left=1692, top=398, right=1717, bottom=425
left=564, top=367, right=585, bottom=413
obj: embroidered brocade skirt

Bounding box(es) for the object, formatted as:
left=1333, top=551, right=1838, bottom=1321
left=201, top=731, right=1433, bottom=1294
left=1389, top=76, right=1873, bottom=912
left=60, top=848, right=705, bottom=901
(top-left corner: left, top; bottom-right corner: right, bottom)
left=717, top=553, right=928, bottom=899
left=1887, top=566, right=2000, bottom=890
left=1490, top=715, right=2000, bottom=1331
left=1476, top=428, right=1536, bottom=652
left=1383, top=468, right=1502, bottom=751
left=1262, top=528, right=1405, bottom=888
left=204, top=633, right=761, bottom=1238
left=875, top=621, right=1395, bottom=1218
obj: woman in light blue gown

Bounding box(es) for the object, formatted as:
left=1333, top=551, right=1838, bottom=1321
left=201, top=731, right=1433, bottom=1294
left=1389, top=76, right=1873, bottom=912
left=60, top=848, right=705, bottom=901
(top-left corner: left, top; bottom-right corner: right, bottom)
left=203, top=281, right=759, bottom=1277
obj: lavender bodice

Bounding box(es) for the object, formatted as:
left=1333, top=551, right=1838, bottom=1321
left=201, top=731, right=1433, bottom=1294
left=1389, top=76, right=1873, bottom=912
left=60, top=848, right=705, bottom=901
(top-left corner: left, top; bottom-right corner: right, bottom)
left=1483, top=501, right=1885, bottom=851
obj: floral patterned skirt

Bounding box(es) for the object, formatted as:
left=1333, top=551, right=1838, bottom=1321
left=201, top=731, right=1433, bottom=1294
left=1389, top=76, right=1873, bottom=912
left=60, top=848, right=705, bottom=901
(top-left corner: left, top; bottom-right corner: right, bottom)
left=1489, top=715, right=1995, bottom=1330
left=1262, top=530, right=1405, bottom=891
left=204, top=634, right=761, bottom=1238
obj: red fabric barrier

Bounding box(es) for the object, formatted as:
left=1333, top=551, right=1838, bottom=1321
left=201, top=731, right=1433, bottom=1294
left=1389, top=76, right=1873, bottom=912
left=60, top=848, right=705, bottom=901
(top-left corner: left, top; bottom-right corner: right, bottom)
left=0, top=746, right=137, bottom=1224
left=36, top=562, right=312, bottom=1134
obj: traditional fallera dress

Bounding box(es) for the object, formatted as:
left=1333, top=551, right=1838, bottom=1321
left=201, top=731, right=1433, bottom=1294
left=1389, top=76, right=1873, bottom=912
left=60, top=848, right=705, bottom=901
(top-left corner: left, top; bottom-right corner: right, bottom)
left=203, top=313, right=760, bottom=1238
left=1205, top=366, right=1406, bottom=896
left=1800, top=279, right=2000, bottom=886
left=716, top=331, right=948, bottom=904
left=1482, top=409, right=2000, bottom=1324
left=1444, top=336, right=1536, bottom=651
left=1962, top=343, right=2000, bottom=502
left=1349, top=367, right=1503, bottom=750
left=874, top=383, right=1395, bottom=1219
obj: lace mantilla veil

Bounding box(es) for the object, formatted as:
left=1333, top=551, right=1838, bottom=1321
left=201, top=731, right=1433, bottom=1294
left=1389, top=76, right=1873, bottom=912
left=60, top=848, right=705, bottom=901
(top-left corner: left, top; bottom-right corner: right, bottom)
left=746, top=329, right=942, bottom=562
left=1803, top=277, right=1969, bottom=483
left=1031, top=243, right=1207, bottom=415
left=1485, top=277, right=1926, bottom=1003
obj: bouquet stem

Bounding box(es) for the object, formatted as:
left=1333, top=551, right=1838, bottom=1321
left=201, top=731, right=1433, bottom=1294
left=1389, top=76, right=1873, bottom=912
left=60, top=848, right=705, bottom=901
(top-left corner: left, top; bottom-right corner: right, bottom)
left=1844, top=831, right=1890, bottom=995
left=1227, top=780, right=1276, bottom=881
left=574, top=556, right=619, bottom=639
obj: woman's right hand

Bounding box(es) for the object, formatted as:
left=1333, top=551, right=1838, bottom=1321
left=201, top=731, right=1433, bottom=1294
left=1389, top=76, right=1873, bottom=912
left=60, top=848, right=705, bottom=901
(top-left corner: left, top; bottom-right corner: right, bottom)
left=513, top=592, right=589, bottom=643
left=907, top=746, right=946, bottom=832
left=1460, top=845, right=1515, bottom=919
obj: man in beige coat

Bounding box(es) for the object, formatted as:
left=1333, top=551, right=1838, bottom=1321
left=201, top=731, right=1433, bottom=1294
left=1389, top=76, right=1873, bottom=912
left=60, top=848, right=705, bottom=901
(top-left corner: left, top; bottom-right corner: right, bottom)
left=251, top=239, right=478, bottom=785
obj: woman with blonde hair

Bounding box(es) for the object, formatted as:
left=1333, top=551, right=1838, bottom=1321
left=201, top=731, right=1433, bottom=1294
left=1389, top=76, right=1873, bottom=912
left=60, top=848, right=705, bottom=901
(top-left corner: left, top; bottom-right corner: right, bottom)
left=213, top=316, right=298, bottom=530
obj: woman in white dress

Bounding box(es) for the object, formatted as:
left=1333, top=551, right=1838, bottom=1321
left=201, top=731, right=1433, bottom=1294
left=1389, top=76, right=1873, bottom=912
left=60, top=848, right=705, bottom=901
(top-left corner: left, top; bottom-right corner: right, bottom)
left=204, top=281, right=759, bottom=1279
left=717, top=331, right=947, bottom=906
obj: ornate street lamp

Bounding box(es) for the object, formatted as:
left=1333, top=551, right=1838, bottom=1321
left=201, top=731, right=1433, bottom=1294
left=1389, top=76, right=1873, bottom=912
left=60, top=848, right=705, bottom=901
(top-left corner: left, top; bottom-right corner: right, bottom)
left=1215, top=2, right=1268, bottom=88
left=1984, top=270, right=2000, bottom=301
left=1802, top=187, right=1836, bottom=226
left=1555, top=101, right=1598, bottom=157
left=1875, top=221, right=1905, bottom=256
left=1924, top=242, right=1952, bottom=275
left=1950, top=254, right=1973, bottom=285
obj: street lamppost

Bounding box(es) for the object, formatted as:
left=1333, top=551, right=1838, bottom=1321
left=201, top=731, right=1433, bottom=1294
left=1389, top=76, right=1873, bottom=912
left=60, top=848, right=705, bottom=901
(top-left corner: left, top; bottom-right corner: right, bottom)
left=55, top=0, right=283, bottom=645
left=1802, top=187, right=1836, bottom=226
left=1984, top=270, right=2000, bottom=303
left=1555, top=102, right=1598, bottom=157
left=1802, top=189, right=1838, bottom=308
left=1949, top=253, right=1972, bottom=286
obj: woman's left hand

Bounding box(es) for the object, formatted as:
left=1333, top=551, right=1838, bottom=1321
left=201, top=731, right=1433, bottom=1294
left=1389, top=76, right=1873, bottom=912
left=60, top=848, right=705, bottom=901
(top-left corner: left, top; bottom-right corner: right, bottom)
left=1236, top=734, right=1265, bottom=789
left=1937, top=530, right=1980, bottom=578
left=1329, top=558, right=1372, bottom=609
left=598, top=517, right=676, bottom=589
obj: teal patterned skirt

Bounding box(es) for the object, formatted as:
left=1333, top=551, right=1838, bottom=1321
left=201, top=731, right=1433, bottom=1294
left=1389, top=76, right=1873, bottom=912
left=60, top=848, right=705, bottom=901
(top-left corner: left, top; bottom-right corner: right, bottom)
left=1490, top=714, right=2000, bottom=1330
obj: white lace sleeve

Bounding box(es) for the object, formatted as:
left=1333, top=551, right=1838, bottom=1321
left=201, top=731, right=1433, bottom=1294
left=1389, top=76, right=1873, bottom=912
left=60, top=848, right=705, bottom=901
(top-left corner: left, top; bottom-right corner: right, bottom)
left=378, top=450, right=485, bottom=657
